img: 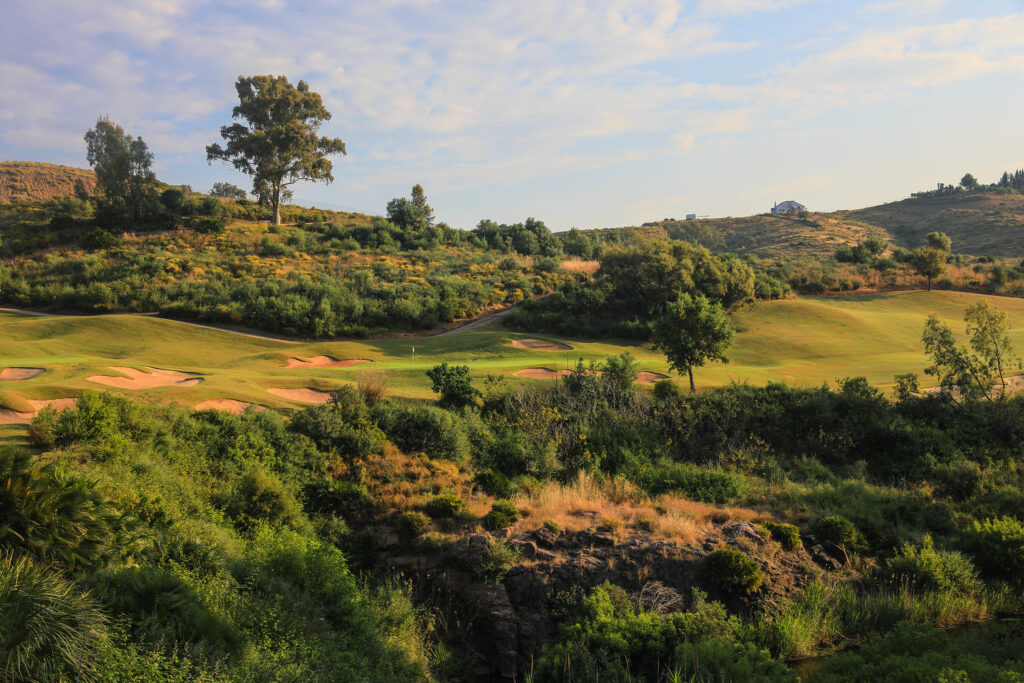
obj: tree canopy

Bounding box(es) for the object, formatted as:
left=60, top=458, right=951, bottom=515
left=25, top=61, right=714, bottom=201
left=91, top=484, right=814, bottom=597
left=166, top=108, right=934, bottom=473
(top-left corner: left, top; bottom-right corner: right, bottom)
left=651, top=293, right=735, bottom=392
left=83, top=116, right=156, bottom=227
left=206, top=75, right=346, bottom=226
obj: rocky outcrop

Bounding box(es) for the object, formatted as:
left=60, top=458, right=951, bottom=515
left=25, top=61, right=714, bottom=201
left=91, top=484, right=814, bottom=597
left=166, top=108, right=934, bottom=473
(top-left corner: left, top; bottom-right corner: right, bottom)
left=386, top=521, right=823, bottom=681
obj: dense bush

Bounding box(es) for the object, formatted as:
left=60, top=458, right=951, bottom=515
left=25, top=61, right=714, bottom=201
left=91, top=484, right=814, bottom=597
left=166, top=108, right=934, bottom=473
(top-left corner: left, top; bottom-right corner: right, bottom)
left=423, top=493, right=467, bottom=519
left=82, top=228, right=120, bottom=250
left=475, top=468, right=512, bottom=498
left=482, top=501, right=521, bottom=530
left=962, top=516, right=1024, bottom=581
left=372, top=401, right=470, bottom=461
left=812, top=515, right=858, bottom=548
left=223, top=466, right=307, bottom=531
left=476, top=538, right=521, bottom=582
left=704, top=549, right=763, bottom=596
left=395, top=511, right=430, bottom=539
left=303, top=479, right=375, bottom=521
left=191, top=216, right=225, bottom=234
left=290, top=390, right=385, bottom=463
left=630, top=462, right=745, bottom=502
left=763, top=521, right=801, bottom=551
left=884, top=536, right=981, bottom=595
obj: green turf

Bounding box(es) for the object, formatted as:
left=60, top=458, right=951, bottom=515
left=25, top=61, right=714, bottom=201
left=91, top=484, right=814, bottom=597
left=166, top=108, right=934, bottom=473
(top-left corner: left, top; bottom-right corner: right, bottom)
left=0, top=291, right=1022, bottom=420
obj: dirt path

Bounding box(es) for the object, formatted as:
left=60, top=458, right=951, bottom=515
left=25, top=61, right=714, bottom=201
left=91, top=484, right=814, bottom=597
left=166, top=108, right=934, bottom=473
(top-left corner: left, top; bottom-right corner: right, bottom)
left=434, top=309, right=512, bottom=336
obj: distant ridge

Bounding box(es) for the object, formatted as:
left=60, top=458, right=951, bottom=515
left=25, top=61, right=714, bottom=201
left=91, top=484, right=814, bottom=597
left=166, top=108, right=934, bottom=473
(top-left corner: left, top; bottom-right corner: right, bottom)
left=622, top=191, right=1024, bottom=258
left=0, top=161, right=96, bottom=203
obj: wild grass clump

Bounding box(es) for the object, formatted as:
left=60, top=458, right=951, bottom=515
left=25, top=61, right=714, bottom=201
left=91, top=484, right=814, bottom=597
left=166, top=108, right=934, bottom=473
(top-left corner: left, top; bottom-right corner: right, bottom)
left=763, top=521, right=801, bottom=551
left=476, top=539, right=521, bottom=583
left=423, top=493, right=467, bottom=519
left=884, top=536, right=982, bottom=596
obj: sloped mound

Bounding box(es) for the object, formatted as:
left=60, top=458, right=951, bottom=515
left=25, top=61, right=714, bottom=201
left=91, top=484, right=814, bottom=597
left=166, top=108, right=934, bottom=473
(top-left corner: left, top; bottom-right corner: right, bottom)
left=195, top=399, right=263, bottom=414
left=0, top=367, right=45, bottom=381
left=637, top=372, right=669, bottom=383
left=509, top=338, right=573, bottom=351
left=266, top=387, right=335, bottom=404
left=514, top=368, right=574, bottom=379
left=286, top=356, right=370, bottom=369
left=0, top=398, right=77, bottom=424
left=87, top=366, right=203, bottom=389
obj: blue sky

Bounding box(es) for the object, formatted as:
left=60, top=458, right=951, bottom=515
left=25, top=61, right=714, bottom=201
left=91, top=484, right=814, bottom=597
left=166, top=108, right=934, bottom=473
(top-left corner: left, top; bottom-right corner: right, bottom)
left=2, top=0, right=1023, bottom=230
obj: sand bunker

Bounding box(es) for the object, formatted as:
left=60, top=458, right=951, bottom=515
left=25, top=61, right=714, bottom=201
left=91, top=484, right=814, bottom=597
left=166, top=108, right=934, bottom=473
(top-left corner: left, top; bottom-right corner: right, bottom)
left=285, top=356, right=370, bottom=369
left=509, top=338, right=573, bottom=351
left=0, top=367, right=45, bottom=381
left=515, top=368, right=670, bottom=383
left=514, top=368, right=574, bottom=379
left=195, top=399, right=263, bottom=414
left=0, top=398, right=77, bottom=424
left=266, top=387, right=335, bottom=404
left=87, top=366, right=203, bottom=389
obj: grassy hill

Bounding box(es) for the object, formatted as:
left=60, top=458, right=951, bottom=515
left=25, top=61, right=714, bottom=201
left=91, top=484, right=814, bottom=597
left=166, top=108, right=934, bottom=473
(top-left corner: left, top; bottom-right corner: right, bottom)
left=625, top=191, right=1024, bottom=259
left=0, top=161, right=96, bottom=202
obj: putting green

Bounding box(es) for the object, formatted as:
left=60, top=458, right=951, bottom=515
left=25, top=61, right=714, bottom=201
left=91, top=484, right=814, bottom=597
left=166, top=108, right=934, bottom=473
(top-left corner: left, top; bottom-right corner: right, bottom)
left=0, top=291, right=1021, bottom=427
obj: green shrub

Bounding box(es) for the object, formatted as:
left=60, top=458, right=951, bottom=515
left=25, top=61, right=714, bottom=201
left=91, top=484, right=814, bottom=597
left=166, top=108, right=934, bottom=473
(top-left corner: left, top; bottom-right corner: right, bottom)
left=482, top=501, right=521, bottom=530
left=673, top=639, right=797, bottom=682
left=962, top=516, right=1024, bottom=581
left=705, top=548, right=763, bottom=595
left=191, top=216, right=225, bottom=234
left=82, top=228, right=120, bottom=250
left=372, top=401, right=470, bottom=461
left=395, top=511, right=430, bottom=539
left=884, top=536, right=981, bottom=595
left=812, top=514, right=857, bottom=547
left=475, top=468, right=512, bottom=498
left=424, top=493, right=466, bottom=519
left=0, top=551, right=108, bottom=682
left=764, top=521, right=801, bottom=551
left=224, top=466, right=307, bottom=531
left=303, top=479, right=375, bottom=521
left=290, top=390, right=385, bottom=463
left=476, top=538, right=521, bottom=582
left=630, top=462, right=745, bottom=503
left=102, top=566, right=241, bottom=652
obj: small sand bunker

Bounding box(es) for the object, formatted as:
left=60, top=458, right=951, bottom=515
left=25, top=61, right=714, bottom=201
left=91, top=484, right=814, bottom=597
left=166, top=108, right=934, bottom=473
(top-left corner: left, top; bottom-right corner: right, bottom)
left=0, top=367, right=45, bottom=381
left=514, top=368, right=574, bottom=379
left=0, top=398, right=77, bottom=424
left=285, top=356, right=370, bottom=369
left=515, top=368, right=669, bottom=382
left=509, top=338, right=573, bottom=351
left=195, top=399, right=264, bottom=414
left=267, top=387, right=335, bottom=404
left=637, top=372, right=670, bottom=383
left=88, top=366, right=203, bottom=389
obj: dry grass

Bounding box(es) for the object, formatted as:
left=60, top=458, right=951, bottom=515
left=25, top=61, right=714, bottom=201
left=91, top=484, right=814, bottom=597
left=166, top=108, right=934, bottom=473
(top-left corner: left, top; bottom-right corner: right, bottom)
left=512, top=472, right=759, bottom=546
left=560, top=258, right=600, bottom=274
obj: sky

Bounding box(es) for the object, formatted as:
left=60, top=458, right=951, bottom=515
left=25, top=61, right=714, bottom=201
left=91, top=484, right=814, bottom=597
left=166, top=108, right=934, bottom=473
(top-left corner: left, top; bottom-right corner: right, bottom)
left=2, top=0, right=1023, bottom=231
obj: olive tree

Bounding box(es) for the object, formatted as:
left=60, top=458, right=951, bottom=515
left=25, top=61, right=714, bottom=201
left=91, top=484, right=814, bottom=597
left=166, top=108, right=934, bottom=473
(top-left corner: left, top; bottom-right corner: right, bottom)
left=206, top=75, right=346, bottom=225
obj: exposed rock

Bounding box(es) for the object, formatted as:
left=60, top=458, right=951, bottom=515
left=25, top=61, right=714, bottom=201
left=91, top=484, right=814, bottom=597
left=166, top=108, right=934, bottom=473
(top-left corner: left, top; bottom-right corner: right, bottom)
left=723, top=521, right=765, bottom=546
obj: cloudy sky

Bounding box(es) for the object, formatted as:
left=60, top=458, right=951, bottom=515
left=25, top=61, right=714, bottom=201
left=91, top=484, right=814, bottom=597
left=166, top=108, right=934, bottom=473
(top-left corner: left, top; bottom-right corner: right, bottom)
left=2, top=1, right=1023, bottom=230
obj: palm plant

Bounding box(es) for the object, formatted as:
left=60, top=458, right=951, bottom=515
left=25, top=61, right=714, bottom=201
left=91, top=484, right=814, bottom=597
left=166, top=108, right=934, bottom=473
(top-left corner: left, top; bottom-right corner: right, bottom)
left=0, top=550, right=108, bottom=682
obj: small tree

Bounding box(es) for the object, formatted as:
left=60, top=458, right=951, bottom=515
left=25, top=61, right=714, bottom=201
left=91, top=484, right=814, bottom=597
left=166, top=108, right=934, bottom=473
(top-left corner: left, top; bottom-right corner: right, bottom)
left=426, top=361, right=481, bottom=408
left=84, top=116, right=156, bottom=226
left=207, top=75, right=346, bottom=225
left=911, top=248, right=946, bottom=291
left=922, top=299, right=1020, bottom=401
left=926, top=231, right=952, bottom=252
left=960, top=173, right=979, bottom=191
left=652, top=294, right=734, bottom=393
left=209, top=182, right=247, bottom=199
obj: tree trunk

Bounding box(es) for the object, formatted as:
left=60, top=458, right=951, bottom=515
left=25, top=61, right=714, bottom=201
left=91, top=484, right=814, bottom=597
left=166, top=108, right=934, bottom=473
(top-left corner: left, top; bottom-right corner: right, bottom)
left=272, top=186, right=281, bottom=226
left=688, top=366, right=695, bottom=394
left=927, top=277, right=932, bottom=292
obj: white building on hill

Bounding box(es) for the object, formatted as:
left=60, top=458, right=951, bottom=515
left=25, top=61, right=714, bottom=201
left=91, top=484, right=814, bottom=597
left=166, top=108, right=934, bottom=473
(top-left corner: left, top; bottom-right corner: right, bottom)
left=770, top=200, right=807, bottom=215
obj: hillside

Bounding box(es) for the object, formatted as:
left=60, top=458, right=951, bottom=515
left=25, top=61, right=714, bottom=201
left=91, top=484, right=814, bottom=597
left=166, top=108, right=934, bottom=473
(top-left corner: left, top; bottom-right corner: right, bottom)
left=0, top=161, right=96, bottom=202
left=624, top=191, right=1024, bottom=259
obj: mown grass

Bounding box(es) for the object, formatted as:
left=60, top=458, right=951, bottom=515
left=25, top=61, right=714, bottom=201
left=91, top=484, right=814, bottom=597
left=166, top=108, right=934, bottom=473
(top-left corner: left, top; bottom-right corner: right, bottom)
left=0, top=290, right=1023, bottom=430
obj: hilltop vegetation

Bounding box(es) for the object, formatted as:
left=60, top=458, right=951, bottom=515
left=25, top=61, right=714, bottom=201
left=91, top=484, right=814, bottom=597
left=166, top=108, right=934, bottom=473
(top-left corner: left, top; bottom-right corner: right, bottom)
left=0, top=161, right=97, bottom=203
